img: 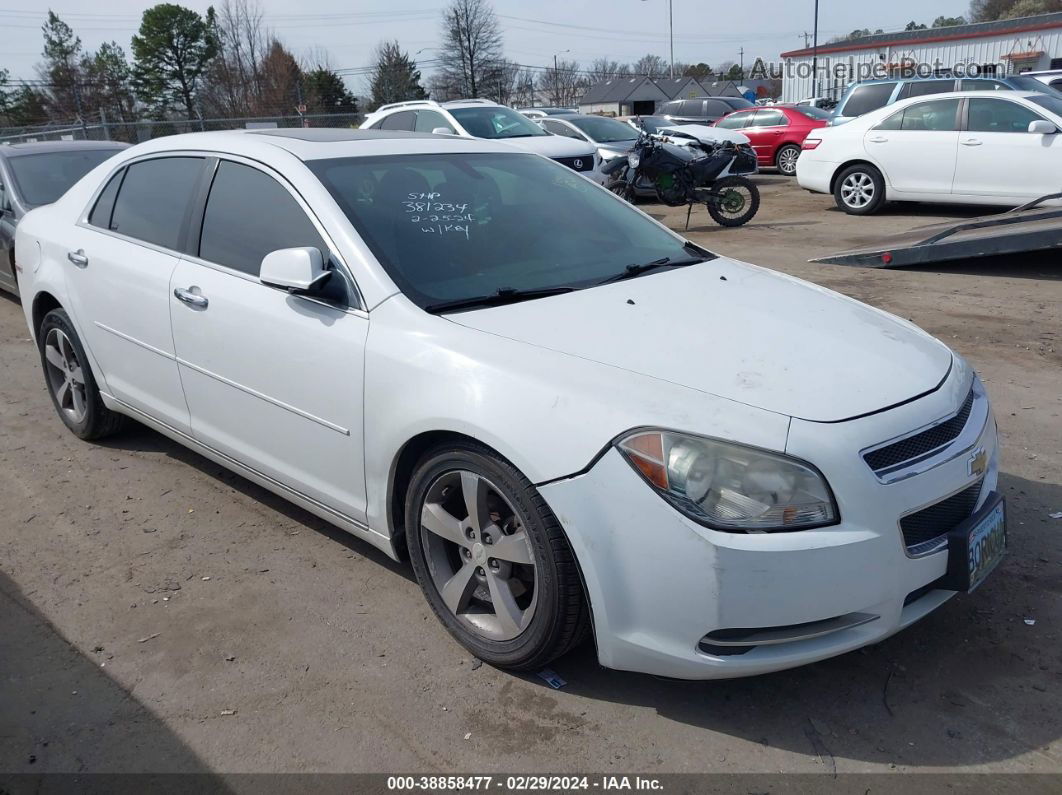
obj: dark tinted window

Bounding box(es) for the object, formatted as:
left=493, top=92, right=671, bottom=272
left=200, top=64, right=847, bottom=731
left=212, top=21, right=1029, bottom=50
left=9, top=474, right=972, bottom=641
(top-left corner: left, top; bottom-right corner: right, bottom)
left=751, top=109, right=788, bottom=127
left=88, top=168, right=123, bottom=229
left=110, top=157, right=203, bottom=250
left=679, top=100, right=704, bottom=116
left=568, top=115, right=638, bottom=143
left=900, top=98, right=961, bottom=131
left=898, top=79, right=955, bottom=99
left=381, top=111, right=416, bottom=130
left=842, top=83, right=895, bottom=116
left=415, top=109, right=454, bottom=134
left=795, top=105, right=833, bottom=120
left=704, top=100, right=734, bottom=117
left=199, top=161, right=326, bottom=276
left=967, top=98, right=1044, bottom=132
left=6, top=148, right=120, bottom=207
left=960, top=79, right=1007, bottom=91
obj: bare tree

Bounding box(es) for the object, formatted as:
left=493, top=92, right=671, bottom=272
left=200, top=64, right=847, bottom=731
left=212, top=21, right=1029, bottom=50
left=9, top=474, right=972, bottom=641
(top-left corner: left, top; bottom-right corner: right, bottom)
left=588, top=58, right=631, bottom=81
left=437, top=0, right=504, bottom=99
left=201, top=0, right=268, bottom=117
left=538, top=60, right=586, bottom=106
left=632, top=53, right=668, bottom=77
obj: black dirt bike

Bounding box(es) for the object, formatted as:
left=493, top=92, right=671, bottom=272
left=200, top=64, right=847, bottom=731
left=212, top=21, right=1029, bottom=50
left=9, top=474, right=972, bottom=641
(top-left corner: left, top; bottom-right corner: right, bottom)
left=602, top=130, right=760, bottom=228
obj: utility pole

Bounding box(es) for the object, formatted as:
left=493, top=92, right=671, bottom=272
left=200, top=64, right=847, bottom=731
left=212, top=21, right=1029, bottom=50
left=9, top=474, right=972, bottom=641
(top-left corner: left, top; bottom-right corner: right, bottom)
left=641, top=0, right=675, bottom=79
left=72, top=81, right=89, bottom=139
left=812, top=0, right=820, bottom=98
left=739, top=47, right=745, bottom=79
left=799, top=32, right=812, bottom=48
left=99, top=107, right=110, bottom=140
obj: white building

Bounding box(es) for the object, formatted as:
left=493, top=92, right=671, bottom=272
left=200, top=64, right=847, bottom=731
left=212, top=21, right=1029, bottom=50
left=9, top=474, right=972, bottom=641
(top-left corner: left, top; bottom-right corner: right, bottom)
left=779, top=12, right=1062, bottom=103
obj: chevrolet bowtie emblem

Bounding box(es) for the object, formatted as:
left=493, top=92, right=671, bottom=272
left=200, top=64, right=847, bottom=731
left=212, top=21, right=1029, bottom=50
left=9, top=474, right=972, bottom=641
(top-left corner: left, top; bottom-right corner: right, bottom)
left=968, top=447, right=988, bottom=478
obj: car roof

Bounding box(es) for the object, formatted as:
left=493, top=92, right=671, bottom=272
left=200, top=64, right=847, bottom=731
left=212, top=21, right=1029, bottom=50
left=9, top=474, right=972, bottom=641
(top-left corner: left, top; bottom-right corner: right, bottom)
left=0, top=140, right=128, bottom=158
left=104, top=128, right=520, bottom=163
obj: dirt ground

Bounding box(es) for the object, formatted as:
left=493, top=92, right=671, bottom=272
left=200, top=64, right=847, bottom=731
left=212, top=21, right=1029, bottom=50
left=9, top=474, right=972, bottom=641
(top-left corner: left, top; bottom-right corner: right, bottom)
left=1, top=176, right=1060, bottom=780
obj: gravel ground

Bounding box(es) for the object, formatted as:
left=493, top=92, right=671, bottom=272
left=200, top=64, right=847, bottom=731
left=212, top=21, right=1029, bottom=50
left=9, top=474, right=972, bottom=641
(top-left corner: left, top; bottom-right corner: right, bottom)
left=1, top=176, right=1059, bottom=779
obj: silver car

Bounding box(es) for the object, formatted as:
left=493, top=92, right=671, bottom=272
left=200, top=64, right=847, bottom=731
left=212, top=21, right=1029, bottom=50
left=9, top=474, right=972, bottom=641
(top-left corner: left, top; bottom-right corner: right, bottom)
left=0, top=140, right=128, bottom=296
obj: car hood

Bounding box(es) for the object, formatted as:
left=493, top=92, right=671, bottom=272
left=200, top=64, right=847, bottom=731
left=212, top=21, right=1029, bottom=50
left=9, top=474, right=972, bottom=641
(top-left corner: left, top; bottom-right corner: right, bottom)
left=498, top=135, right=596, bottom=159
left=448, top=259, right=952, bottom=423
left=659, top=124, right=751, bottom=146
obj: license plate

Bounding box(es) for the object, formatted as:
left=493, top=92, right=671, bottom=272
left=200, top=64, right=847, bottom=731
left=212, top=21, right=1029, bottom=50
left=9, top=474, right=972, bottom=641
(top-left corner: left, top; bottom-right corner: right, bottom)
left=943, top=493, right=1006, bottom=592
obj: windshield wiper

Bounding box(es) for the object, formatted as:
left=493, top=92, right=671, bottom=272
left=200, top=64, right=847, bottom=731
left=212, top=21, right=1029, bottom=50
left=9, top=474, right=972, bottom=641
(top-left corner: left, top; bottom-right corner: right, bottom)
left=425, top=286, right=576, bottom=314
left=596, top=255, right=706, bottom=285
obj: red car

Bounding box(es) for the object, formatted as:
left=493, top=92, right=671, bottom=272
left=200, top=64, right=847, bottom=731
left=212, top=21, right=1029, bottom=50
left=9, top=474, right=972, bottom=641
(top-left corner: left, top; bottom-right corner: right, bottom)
left=714, top=104, right=832, bottom=176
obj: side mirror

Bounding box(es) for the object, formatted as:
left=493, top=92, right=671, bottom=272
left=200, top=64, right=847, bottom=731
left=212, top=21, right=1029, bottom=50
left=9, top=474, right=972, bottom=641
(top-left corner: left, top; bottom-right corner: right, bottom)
left=1028, top=120, right=1057, bottom=134
left=432, top=127, right=455, bottom=136
left=260, top=247, right=330, bottom=293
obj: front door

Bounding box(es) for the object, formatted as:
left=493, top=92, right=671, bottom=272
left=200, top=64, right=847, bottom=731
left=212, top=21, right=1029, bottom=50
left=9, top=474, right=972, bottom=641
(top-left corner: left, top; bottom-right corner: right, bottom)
left=864, top=98, right=961, bottom=195
left=953, top=97, right=1062, bottom=201
left=63, top=156, right=206, bottom=433
left=168, top=159, right=369, bottom=522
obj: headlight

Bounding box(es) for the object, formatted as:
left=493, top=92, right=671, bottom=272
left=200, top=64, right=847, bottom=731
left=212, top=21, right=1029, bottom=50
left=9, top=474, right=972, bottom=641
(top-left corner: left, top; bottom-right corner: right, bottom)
left=627, top=152, right=640, bottom=169
left=616, top=430, right=838, bottom=532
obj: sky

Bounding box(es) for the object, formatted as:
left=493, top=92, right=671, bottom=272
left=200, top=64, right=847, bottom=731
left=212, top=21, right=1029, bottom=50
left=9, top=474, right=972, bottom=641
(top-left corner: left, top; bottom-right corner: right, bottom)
left=0, top=0, right=974, bottom=93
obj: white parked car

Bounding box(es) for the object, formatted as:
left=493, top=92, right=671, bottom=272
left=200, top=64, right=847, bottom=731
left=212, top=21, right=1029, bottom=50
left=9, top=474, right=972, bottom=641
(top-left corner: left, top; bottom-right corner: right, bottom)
left=361, top=98, right=600, bottom=182
left=798, top=90, right=1062, bottom=214
left=15, top=129, right=1004, bottom=679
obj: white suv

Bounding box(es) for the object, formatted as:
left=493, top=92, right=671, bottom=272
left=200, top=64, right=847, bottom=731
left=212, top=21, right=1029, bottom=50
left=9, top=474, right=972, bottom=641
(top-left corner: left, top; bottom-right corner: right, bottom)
left=361, top=99, right=601, bottom=182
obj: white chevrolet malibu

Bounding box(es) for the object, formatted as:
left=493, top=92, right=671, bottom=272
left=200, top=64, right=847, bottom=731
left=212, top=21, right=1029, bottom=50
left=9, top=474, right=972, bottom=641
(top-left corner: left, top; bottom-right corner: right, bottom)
left=15, top=129, right=1005, bottom=679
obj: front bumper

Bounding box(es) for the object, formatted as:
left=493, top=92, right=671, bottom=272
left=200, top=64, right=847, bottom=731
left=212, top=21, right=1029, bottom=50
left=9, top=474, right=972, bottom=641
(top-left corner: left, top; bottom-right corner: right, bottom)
left=539, top=376, right=999, bottom=680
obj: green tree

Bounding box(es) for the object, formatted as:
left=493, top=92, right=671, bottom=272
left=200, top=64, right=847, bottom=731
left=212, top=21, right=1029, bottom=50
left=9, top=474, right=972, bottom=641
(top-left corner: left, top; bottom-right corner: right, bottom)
left=5, top=85, right=50, bottom=126
left=933, top=15, right=966, bottom=25
left=369, top=41, right=428, bottom=110
left=969, top=0, right=1061, bottom=21
left=305, top=67, right=358, bottom=114
left=132, top=3, right=218, bottom=122
left=40, top=10, right=84, bottom=120
left=683, top=63, right=714, bottom=79
left=83, top=42, right=137, bottom=131
left=905, top=20, right=928, bottom=30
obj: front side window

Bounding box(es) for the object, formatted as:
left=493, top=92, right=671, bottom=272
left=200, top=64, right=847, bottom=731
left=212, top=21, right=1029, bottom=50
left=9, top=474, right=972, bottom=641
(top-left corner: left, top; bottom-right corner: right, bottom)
left=199, top=161, right=326, bottom=276
left=414, top=110, right=455, bottom=134
left=842, top=83, right=895, bottom=117
left=715, top=111, right=753, bottom=129
left=967, top=98, right=1045, bottom=133
left=109, top=157, right=203, bottom=250
left=307, top=153, right=707, bottom=310
left=448, top=106, right=548, bottom=139
left=751, top=109, right=788, bottom=128
left=901, top=99, right=961, bottom=131
left=7, top=149, right=120, bottom=208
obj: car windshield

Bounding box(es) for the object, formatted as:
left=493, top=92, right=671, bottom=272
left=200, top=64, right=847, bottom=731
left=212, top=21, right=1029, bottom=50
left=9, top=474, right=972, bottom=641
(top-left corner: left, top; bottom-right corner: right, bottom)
left=796, top=105, right=833, bottom=120
left=568, top=116, right=638, bottom=143
left=1029, top=94, right=1062, bottom=117
left=307, top=153, right=710, bottom=310
left=7, top=149, right=118, bottom=207
left=449, top=106, right=549, bottom=139
left=1009, top=76, right=1062, bottom=97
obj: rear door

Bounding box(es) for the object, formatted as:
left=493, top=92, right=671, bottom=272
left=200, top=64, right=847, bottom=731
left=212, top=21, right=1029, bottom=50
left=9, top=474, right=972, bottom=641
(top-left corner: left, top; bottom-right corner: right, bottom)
left=864, top=98, right=961, bottom=194
left=953, top=97, right=1061, bottom=200
left=168, top=157, right=369, bottom=522
left=0, top=164, right=16, bottom=293
left=742, top=108, right=789, bottom=164
left=63, top=155, right=205, bottom=432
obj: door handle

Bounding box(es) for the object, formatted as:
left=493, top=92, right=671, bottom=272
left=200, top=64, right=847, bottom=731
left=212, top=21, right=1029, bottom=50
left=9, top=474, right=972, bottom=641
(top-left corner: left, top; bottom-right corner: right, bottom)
left=173, top=286, right=208, bottom=309
left=867, top=136, right=888, bottom=143
left=961, top=139, right=983, bottom=146
left=67, top=249, right=88, bottom=267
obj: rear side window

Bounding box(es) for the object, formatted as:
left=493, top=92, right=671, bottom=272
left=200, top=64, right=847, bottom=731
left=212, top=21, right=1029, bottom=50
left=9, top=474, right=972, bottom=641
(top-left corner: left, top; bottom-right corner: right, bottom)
left=751, top=109, right=788, bottom=127
left=415, top=110, right=455, bottom=134
left=716, top=111, right=753, bottom=129
left=842, top=83, right=895, bottom=117
left=88, top=169, right=124, bottom=229
left=199, top=161, right=326, bottom=277
left=704, top=100, right=734, bottom=117
left=109, top=157, right=203, bottom=250
left=679, top=100, right=704, bottom=116
left=380, top=111, right=416, bottom=130
left=967, top=98, right=1044, bottom=133
left=660, top=101, right=682, bottom=115
left=898, top=79, right=955, bottom=99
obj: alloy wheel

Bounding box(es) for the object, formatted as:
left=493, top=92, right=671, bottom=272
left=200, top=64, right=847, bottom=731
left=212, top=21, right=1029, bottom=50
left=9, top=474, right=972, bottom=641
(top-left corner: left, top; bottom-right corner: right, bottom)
left=840, top=172, right=875, bottom=208
left=43, top=328, right=88, bottom=424
left=778, top=147, right=800, bottom=175
left=419, top=470, right=538, bottom=641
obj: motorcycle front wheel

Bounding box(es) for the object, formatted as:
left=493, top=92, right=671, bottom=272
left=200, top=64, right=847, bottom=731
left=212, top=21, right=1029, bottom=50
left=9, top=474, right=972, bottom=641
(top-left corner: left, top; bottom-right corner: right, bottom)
left=706, top=176, right=760, bottom=227
left=607, top=177, right=636, bottom=203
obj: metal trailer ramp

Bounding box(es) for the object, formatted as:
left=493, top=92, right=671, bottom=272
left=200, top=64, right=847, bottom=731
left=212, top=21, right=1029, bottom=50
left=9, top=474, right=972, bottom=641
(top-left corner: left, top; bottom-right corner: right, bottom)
left=812, top=193, right=1062, bottom=268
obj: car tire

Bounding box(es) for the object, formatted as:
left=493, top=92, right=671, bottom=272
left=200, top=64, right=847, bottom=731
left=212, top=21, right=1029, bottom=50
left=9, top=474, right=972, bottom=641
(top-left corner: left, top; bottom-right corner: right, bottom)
left=833, top=164, right=886, bottom=215
left=405, top=440, right=590, bottom=670
left=775, top=144, right=801, bottom=176
left=38, top=308, right=125, bottom=440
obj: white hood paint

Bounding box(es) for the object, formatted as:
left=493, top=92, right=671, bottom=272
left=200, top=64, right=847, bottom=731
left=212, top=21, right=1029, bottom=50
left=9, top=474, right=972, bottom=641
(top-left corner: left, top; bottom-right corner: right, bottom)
left=659, top=124, right=751, bottom=146
left=498, top=134, right=596, bottom=160
left=449, top=258, right=952, bottom=423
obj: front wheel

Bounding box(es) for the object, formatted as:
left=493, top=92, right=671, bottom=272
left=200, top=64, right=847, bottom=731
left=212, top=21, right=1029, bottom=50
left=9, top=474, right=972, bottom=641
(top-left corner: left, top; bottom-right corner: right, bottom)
left=607, top=177, right=635, bottom=203
left=706, top=176, right=760, bottom=227
left=405, top=441, right=589, bottom=670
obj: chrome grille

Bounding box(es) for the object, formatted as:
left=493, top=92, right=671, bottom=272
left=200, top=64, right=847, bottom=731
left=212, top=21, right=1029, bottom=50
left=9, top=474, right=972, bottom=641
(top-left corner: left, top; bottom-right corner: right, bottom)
left=864, top=387, right=975, bottom=475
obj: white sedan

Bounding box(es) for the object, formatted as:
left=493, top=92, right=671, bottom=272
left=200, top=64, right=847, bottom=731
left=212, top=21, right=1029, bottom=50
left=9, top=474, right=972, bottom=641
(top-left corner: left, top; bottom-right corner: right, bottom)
left=798, top=90, right=1062, bottom=214
left=15, top=129, right=1003, bottom=679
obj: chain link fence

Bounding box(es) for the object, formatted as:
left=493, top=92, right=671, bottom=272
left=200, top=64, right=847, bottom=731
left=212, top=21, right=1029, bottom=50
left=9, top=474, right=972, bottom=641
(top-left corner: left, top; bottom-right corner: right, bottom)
left=0, top=112, right=365, bottom=144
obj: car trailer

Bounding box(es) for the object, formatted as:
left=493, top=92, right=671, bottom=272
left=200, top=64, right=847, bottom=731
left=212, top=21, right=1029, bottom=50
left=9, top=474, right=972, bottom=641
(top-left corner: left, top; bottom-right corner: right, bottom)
left=812, top=193, right=1062, bottom=268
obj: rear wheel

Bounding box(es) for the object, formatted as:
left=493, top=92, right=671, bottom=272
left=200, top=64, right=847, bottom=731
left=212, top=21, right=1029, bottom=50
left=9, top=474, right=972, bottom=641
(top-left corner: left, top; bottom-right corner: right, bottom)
left=834, top=164, right=886, bottom=215
left=38, top=308, right=125, bottom=440
left=706, top=176, right=760, bottom=227
left=405, top=441, right=589, bottom=670
left=775, top=144, right=801, bottom=176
